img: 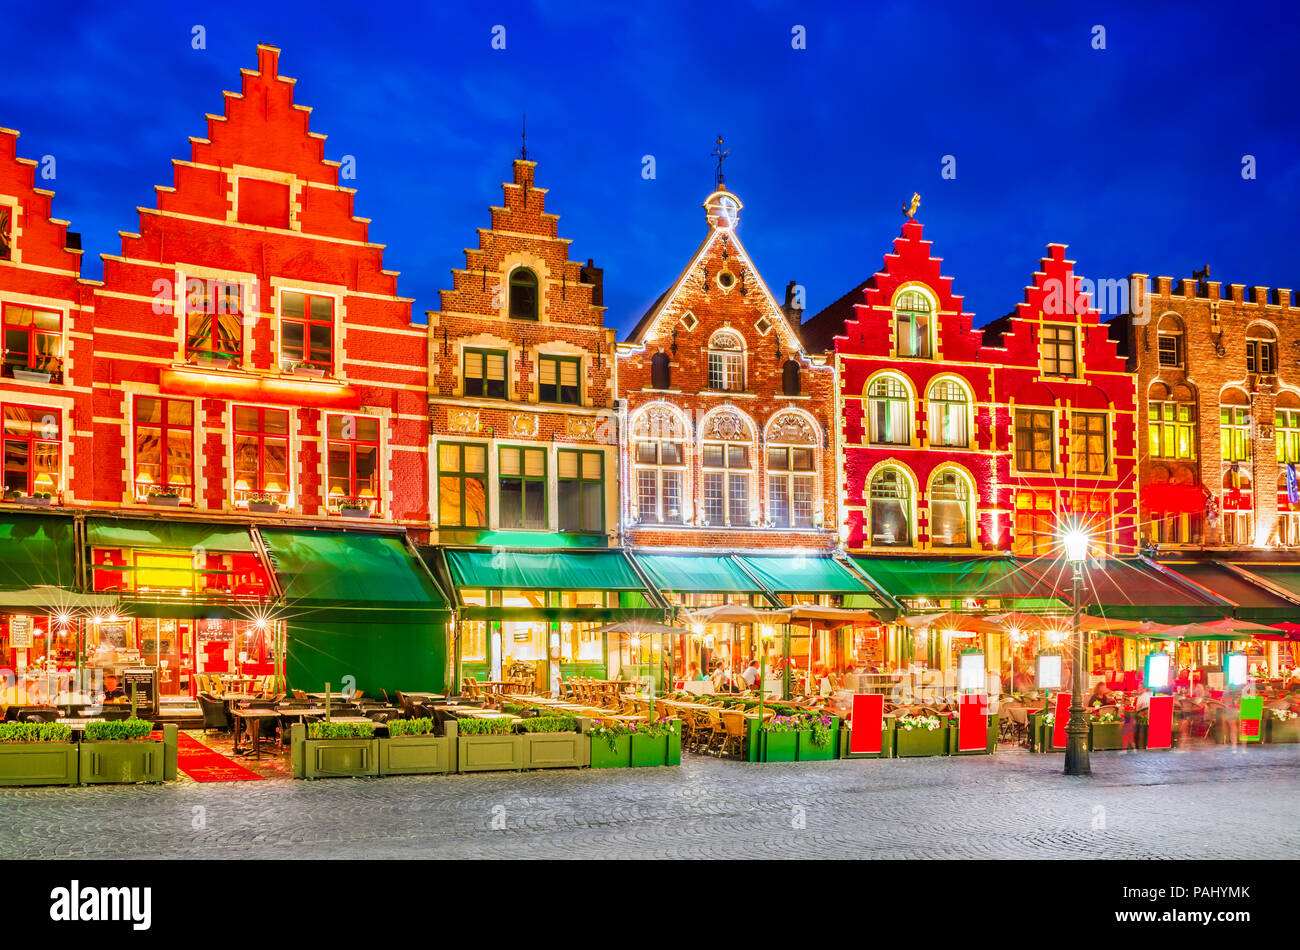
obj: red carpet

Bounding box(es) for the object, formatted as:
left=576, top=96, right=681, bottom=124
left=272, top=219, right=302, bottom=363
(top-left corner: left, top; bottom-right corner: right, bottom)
left=174, top=731, right=264, bottom=782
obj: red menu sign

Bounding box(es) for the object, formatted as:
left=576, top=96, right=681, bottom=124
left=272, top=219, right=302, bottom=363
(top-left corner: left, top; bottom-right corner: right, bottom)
left=958, top=693, right=988, bottom=751
left=1052, top=691, right=1071, bottom=749
left=1146, top=695, right=1174, bottom=749
left=849, top=693, right=884, bottom=755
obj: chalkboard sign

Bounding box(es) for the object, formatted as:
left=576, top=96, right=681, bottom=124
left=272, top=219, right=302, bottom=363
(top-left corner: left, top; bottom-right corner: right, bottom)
left=121, top=667, right=158, bottom=716
left=8, top=616, right=32, bottom=648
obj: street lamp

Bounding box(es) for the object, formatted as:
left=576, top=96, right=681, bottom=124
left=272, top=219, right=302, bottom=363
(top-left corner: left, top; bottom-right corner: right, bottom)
left=1062, top=526, right=1091, bottom=777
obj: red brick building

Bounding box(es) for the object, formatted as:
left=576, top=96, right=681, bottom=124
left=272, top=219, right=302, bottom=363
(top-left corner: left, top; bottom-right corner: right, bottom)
left=983, top=245, right=1139, bottom=557
left=802, top=217, right=998, bottom=554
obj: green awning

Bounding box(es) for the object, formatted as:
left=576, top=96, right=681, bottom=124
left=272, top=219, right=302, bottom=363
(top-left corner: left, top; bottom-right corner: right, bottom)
left=633, top=553, right=764, bottom=593
left=853, top=557, right=1065, bottom=609
left=444, top=549, right=646, bottom=591
left=1157, top=561, right=1299, bottom=622
left=1046, top=558, right=1224, bottom=623
left=262, top=527, right=448, bottom=619
left=0, top=514, right=77, bottom=591
left=1223, top=564, right=1300, bottom=613
left=86, top=518, right=254, bottom=552
left=735, top=555, right=895, bottom=619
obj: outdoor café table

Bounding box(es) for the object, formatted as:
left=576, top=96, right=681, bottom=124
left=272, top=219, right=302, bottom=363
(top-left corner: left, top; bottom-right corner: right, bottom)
left=230, top=708, right=281, bottom=759
left=305, top=692, right=353, bottom=702
left=221, top=693, right=258, bottom=705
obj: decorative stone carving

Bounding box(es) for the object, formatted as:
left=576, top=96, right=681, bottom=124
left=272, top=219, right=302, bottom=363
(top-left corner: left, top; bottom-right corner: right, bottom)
left=768, top=411, right=817, bottom=444
left=566, top=416, right=598, bottom=441
left=704, top=408, right=750, bottom=441
left=447, top=408, right=479, bottom=433
left=509, top=413, right=538, bottom=438
left=632, top=406, right=686, bottom=440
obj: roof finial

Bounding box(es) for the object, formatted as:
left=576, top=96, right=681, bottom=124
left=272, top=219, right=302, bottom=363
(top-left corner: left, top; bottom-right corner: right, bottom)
left=712, top=134, right=729, bottom=189
left=520, top=112, right=527, bottom=160
left=903, top=192, right=920, bottom=219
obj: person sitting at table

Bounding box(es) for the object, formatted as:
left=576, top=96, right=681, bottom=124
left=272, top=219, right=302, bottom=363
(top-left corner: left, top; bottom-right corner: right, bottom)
left=741, top=659, right=761, bottom=691
left=1087, top=681, right=1115, bottom=707
left=100, top=674, right=126, bottom=702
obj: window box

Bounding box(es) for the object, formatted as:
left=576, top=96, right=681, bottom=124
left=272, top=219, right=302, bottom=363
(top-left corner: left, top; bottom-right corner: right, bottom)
left=15, top=494, right=53, bottom=507
left=378, top=733, right=455, bottom=776
left=893, top=719, right=947, bottom=757
left=12, top=368, right=52, bottom=384
left=247, top=500, right=280, bottom=514
left=290, top=723, right=379, bottom=779
left=338, top=504, right=371, bottom=519
left=0, top=739, right=79, bottom=787
left=289, top=363, right=326, bottom=378
left=146, top=493, right=182, bottom=507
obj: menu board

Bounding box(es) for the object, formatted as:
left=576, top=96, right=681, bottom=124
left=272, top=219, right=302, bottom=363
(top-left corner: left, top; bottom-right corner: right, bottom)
left=120, top=667, right=158, bottom=716
left=8, top=616, right=32, bottom=648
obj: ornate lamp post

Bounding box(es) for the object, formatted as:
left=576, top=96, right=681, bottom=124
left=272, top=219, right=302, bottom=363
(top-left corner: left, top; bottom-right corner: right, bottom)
left=1062, top=527, right=1091, bottom=777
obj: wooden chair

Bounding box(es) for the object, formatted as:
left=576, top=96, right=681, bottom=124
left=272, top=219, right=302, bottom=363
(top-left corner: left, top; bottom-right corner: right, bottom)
left=720, top=711, right=745, bottom=758
left=705, top=710, right=726, bottom=754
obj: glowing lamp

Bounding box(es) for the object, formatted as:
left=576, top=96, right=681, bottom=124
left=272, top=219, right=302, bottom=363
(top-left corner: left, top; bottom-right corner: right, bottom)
left=57, top=613, right=70, bottom=625
left=691, top=623, right=705, bottom=636
left=1062, top=528, right=1090, bottom=563
left=255, top=617, right=267, bottom=630
left=234, top=479, right=251, bottom=491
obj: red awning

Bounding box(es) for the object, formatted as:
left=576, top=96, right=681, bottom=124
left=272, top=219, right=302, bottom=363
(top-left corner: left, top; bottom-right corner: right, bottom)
left=159, top=366, right=361, bottom=409
left=1141, top=483, right=1204, bottom=514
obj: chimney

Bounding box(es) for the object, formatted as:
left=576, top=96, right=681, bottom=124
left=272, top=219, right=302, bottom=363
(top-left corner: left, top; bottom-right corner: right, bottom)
left=783, top=279, right=803, bottom=322
left=580, top=258, right=604, bottom=307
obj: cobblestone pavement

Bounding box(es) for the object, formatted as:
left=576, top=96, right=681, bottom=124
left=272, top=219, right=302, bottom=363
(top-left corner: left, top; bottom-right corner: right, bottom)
left=3, top=745, right=1296, bottom=860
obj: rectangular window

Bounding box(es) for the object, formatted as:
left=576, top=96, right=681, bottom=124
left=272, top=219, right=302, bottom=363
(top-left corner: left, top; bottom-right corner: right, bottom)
left=1247, top=340, right=1275, bottom=375
left=280, top=291, right=334, bottom=372
left=1, top=403, right=61, bottom=498
left=707, top=351, right=743, bottom=391
left=499, top=446, right=546, bottom=530
left=1040, top=325, right=1077, bottom=377
left=1148, top=402, right=1196, bottom=460
left=636, top=469, right=659, bottom=523
left=1278, top=410, right=1300, bottom=464
left=463, top=349, right=507, bottom=399
left=1012, top=492, right=1055, bottom=556
left=767, top=447, right=816, bottom=528
left=2, top=304, right=62, bottom=383
left=1220, top=407, right=1251, bottom=462
left=133, top=397, right=194, bottom=503
left=1015, top=409, right=1056, bottom=472
left=438, top=442, right=487, bottom=527
left=1157, top=334, right=1182, bottom=367
left=327, top=413, right=381, bottom=514
left=0, top=207, right=10, bottom=261
left=633, top=440, right=684, bottom=524
left=558, top=449, right=604, bottom=533
left=539, top=355, right=581, bottom=405
left=703, top=472, right=725, bottom=525
left=185, top=279, right=243, bottom=361
left=1070, top=412, right=1108, bottom=475
left=703, top=442, right=749, bottom=526
left=232, top=406, right=291, bottom=508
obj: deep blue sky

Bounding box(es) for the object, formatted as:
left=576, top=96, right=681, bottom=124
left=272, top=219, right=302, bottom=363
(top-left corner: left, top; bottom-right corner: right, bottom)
left=9, top=1, right=1299, bottom=332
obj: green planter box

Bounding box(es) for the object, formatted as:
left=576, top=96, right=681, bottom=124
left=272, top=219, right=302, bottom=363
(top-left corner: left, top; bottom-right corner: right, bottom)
left=839, top=720, right=896, bottom=759
left=291, top=724, right=379, bottom=779
left=894, top=724, right=946, bottom=757
left=761, top=730, right=798, bottom=762
left=457, top=734, right=524, bottom=773
left=796, top=718, right=840, bottom=761
left=1265, top=716, right=1300, bottom=744
left=946, top=715, right=999, bottom=755
left=80, top=739, right=166, bottom=784
left=589, top=732, right=632, bottom=768
left=1089, top=720, right=1123, bottom=751
left=1031, top=716, right=1064, bottom=753
left=666, top=720, right=682, bottom=766
left=0, top=742, right=79, bottom=786
left=631, top=731, right=669, bottom=767
left=523, top=732, right=589, bottom=769
left=378, top=735, right=454, bottom=775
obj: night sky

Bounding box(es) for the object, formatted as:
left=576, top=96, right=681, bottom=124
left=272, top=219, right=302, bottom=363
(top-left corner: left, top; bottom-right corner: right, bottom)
left=10, top=1, right=1299, bottom=332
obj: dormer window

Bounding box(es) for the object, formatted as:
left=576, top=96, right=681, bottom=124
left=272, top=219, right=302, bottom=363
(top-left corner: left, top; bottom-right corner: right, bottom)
left=707, top=331, right=744, bottom=392
left=509, top=268, right=539, bottom=321
left=894, top=289, right=932, bottom=358
left=1039, top=324, right=1077, bottom=377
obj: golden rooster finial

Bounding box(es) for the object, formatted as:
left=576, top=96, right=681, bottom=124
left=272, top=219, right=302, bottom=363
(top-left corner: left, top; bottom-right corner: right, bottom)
left=904, top=192, right=921, bottom=219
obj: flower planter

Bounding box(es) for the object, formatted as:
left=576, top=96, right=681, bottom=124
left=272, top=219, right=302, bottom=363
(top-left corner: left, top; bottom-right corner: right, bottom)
left=838, top=720, right=896, bottom=759
left=522, top=731, right=589, bottom=769
left=1089, top=720, right=1123, bottom=751
left=146, top=495, right=182, bottom=507
left=1265, top=716, right=1300, bottom=744
left=13, top=369, right=52, bottom=384
left=290, top=724, right=379, bottom=779
left=15, top=495, right=52, bottom=507
left=338, top=507, right=370, bottom=519
left=1031, top=715, right=1064, bottom=753
left=894, top=723, right=947, bottom=757
left=796, top=717, right=840, bottom=761
left=291, top=365, right=326, bottom=378
left=378, top=734, right=454, bottom=775
left=588, top=732, right=632, bottom=769
left=760, top=730, right=798, bottom=762
left=946, top=715, right=999, bottom=755
left=457, top=734, right=524, bottom=772
left=630, top=731, right=670, bottom=767
left=0, top=741, right=79, bottom=786
left=80, top=739, right=165, bottom=784
left=666, top=719, right=682, bottom=766
left=247, top=501, right=280, bottom=514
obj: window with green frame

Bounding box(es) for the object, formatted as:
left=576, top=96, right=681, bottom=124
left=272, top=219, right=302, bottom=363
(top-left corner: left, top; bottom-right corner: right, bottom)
left=438, top=442, right=487, bottom=527
left=1220, top=406, right=1251, bottom=462
left=558, top=449, right=604, bottom=533
left=539, top=355, right=581, bottom=405
left=463, top=348, right=507, bottom=399
left=1278, top=409, right=1300, bottom=463
left=499, top=445, right=547, bottom=530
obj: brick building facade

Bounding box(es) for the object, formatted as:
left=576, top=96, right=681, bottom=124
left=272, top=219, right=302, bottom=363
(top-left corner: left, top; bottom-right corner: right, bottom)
left=616, top=186, right=838, bottom=551
left=1121, top=275, right=1300, bottom=549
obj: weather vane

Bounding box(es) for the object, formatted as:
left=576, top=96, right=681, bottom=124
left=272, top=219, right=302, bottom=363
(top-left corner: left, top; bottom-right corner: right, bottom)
left=712, top=134, right=729, bottom=189
left=520, top=112, right=527, bottom=160
left=903, top=192, right=920, bottom=219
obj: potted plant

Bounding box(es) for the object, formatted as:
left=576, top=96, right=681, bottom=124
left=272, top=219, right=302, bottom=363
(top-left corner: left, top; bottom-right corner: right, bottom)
left=291, top=720, right=378, bottom=779
left=456, top=716, right=523, bottom=772
left=378, top=717, right=454, bottom=775
left=290, top=361, right=326, bottom=377
left=1088, top=708, right=1123, bottom=751
left=15, top=491, right=53, bottom=507
left=1265, top=708, right=1300, bottom=744
left=80, top=720, right=176, bottom=784
left=338, top=498, right=371, bottom=519
left=0, top=721, right=78, bottom=786
left=796, top=711, right=840, bottom=761
left=517, top=714, right=588, bottom=769
left=760, top=714, right=801, bottom=762
left=13, top=364, right=53, bottom=384
left=145, top=488, right=182, bottom=507
left=245, top=493, right=280, bottom=514
left=894, top=714, right=946, bottom=757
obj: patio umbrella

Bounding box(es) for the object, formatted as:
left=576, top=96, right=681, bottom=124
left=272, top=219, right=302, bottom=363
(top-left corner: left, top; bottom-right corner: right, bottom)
left=782, top=605, right=875, bottom=696
left=1262, top=623, right=1300, bottom=642
left=589, top=619, right=683, bottom=722
left=682, top=604, right=792, bottom=720
left=902, top=612, right=1004, bottom=634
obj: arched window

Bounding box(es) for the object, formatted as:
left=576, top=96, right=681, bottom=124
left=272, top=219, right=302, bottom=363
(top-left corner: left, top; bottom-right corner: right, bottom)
left=894, top=288, right=932, bottom=358
left=782, top=358, right=801, bottom=397
left=867, top=375, right=911, bottom=445
left=650, top=351, right=671, bottom=390
left=1157, top=314, right=1184, bottom=368
left=929, top=469, right=971, bottom=548
left=1246, top=324, right=1276, bottom=375
left=869, top=468, right=911, bottom=547
left=1221, top=467, right=1253, bottom=545
left=927, top=378, right=969, bottom=447
left=707, top=331, right=744, bottom=392
left=631, top=408, right=687, bottom=524
left=508, top=268, right=539, bottom=320
left=700, top=409, right=754, bottom=526
left=766, top=411, right=818, bottom=528
left=1220, top=388, right=1251, bottom=462
left=1148, top=382, right=1196, bottom=460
